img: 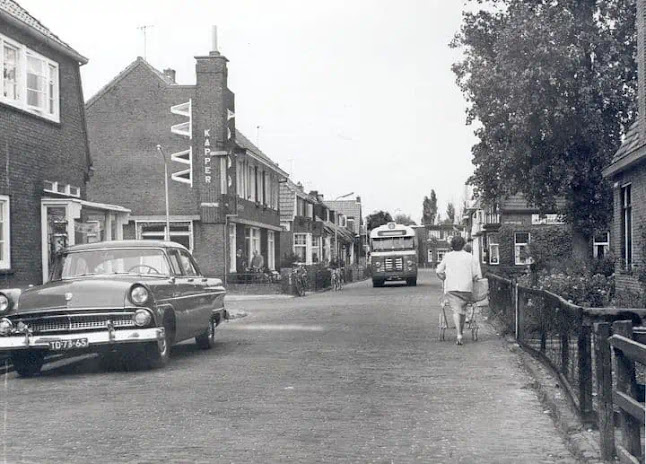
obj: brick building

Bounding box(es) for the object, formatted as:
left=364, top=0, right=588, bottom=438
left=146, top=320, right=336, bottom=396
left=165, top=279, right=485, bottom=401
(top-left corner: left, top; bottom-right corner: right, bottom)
left=279, top=181, right=355, bottom=267
left=0, top=0, right=129, bottom=288
left=463, top=194, right=575, bottom=277
left=413, top=224, right=465, bottom=268
left=86, top=36, right=287, bottom=280
left=602, top=0, right=646, bottom=297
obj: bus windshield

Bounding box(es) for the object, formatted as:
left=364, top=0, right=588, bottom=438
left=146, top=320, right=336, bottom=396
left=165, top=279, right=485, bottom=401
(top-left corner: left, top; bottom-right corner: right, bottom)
left=371, top=237, right=415, bottom=251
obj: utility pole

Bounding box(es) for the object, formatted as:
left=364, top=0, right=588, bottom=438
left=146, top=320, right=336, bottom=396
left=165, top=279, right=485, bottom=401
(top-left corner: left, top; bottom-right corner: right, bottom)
left=138, top=24, right=155, bottom=60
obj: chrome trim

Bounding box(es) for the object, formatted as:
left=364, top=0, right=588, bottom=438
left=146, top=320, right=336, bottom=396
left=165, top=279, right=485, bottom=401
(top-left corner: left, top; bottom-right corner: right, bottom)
left=0, top=327, right=164, bottom=350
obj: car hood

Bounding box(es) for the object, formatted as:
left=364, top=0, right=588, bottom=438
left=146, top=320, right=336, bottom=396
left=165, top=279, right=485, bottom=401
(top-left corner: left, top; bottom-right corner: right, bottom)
left=16, top=277, right=150, bottom=314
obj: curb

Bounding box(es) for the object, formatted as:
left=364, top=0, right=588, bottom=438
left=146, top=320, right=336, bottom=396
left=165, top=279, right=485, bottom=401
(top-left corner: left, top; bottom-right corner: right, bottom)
left=498, top=331, right=604, bottom=464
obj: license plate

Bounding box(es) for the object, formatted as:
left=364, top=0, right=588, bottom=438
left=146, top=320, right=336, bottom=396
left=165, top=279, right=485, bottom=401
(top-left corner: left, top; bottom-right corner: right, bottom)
left=48, top=338, right=89, bottom=351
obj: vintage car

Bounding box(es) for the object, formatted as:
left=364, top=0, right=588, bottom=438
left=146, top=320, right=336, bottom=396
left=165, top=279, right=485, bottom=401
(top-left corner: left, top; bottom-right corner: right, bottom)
left=0, top=240, right=227, bottom=376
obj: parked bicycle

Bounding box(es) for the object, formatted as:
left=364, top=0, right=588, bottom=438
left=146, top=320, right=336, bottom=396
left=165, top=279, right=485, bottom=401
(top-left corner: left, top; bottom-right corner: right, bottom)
left=331, top=268, right=343, bottom=291
left=292, top=264, right=309, bottom=296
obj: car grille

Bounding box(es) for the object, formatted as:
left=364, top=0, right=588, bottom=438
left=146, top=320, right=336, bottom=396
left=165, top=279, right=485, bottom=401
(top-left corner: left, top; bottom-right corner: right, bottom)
left=11, top=312, right=136, bottom=335
left=384, top=257, right=403, bottom=271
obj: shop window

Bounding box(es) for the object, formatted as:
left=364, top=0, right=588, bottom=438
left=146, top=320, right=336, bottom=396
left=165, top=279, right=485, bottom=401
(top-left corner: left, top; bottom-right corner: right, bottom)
left=245, top=227, right=261, bottom=266
left=0, top=196, right=10, bottom=269
left=139, top=222, right=193, bottom=252
left=0, top=33, right=59, bottom=121
left=294, top=233, right=307, bottom=262
left=268, top=230, right=275, bottom=270
left=228, top=223, right=236, bottom=272
left=311, top=236, right=321, bottom=263
left=593, top=232, right=610, bottom=260
left=514, top=232, right=531, bottom=265
left=621, top=184, right=632, bottom=269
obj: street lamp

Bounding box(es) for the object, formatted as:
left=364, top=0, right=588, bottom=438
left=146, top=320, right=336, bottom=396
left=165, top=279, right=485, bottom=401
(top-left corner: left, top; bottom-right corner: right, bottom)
left=333, top=192, right=354, bottom=265
left=156, top=145, right=171, bottom=242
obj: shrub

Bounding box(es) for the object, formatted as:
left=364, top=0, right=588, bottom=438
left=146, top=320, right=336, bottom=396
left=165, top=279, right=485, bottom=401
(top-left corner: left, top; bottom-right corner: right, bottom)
left=517, top=262, right=614, bottom=308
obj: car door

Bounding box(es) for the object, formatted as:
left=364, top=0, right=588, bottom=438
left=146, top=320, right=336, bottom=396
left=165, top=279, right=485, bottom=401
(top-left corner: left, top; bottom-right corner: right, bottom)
left=165, top=248, right=199, bottom=341
left=176, top=248, right=213, bottom=337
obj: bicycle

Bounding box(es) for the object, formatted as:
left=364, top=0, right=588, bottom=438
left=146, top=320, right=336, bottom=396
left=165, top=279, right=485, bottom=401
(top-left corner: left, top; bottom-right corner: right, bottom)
left=292, top=265, right=308, bottom=296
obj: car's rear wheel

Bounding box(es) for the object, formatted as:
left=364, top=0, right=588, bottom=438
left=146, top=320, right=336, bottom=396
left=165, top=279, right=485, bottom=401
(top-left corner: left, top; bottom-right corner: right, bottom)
left=372, top=279, right=384, bottom=288
left=195, top=318, right=215, bottom=350
left=12, top=350, right=45, bottom=377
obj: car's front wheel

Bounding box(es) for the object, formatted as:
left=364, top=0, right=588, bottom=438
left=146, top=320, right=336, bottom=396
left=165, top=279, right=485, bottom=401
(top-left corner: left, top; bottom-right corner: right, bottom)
left=12, top=350, right=45, bottom=377
left=195, top=318, right=215, bottom=350
left=142, top=328, right=170, bottom=369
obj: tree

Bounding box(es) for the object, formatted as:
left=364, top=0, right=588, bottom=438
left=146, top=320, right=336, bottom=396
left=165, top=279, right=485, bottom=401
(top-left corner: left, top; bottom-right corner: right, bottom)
left=393, top=214, right=417, bottom=226
left=422, top=190, right=438, bottom=225
left=366, top=211, right=393, bottom=231
left=444, top=202, right=456, bottom=225
left=452, top=0, right=637, bottom=241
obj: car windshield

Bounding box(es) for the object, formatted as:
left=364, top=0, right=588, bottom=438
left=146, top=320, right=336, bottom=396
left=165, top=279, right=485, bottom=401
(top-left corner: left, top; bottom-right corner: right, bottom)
left=371, top=237, right=415, bottom=251
left=51, top=248, right=171, bottom=280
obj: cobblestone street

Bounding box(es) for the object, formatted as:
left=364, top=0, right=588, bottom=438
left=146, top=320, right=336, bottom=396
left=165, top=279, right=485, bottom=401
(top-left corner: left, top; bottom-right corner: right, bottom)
left=0, top=269, right=579, bottom=463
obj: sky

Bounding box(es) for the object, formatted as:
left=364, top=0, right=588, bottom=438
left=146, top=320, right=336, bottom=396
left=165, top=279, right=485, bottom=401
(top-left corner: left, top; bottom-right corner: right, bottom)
left=18, top=0, right=478, bottom=224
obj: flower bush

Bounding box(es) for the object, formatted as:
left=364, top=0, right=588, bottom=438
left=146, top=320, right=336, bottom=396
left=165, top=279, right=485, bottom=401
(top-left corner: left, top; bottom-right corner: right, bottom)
left=517, top=259, right=614, bottom=308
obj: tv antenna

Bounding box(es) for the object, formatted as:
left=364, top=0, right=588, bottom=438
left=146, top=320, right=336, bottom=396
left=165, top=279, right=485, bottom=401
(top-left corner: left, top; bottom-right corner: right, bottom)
left=137, top=24, right=155, bottom=60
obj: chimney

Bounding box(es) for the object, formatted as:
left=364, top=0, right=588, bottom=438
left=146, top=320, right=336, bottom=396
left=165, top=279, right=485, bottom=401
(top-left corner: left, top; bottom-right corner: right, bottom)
left=210, top=25, right=219, bottom=56
left=309, top=190, right=318, bottom=198
left=639, top=0, right=646, bottom=141
left=162, top=68, right=176, bottom=83
left=356, top=196, right=361, bottom=203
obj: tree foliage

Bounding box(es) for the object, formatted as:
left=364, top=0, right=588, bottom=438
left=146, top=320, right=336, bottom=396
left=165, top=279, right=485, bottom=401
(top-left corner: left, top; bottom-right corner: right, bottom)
left=422, top=190, right=438, bottom=225
left=452, top=0, right=637, bottom=237
left=366, top=211, right=393, bottom=231
left=445, top=202, right=456, bottom=224
left=394, top=214, right=417, bottom=226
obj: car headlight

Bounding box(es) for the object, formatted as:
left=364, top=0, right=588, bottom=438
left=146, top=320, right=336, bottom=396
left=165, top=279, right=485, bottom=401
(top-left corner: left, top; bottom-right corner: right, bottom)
left=0, top=294, right=9, bottom=313
left=375, top=262, right=381, bottom=268
left=0, top=318, right=13, bottom=336
left=133, top=309, right=152, bottom=327
left=130, top=285, right=150, bottom=306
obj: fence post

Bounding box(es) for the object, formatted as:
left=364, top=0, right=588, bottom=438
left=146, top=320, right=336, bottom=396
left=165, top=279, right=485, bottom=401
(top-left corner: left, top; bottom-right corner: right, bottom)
left=577, top=321, right=594, bottom=426
left=593, top=322, right=615, bottom=461
left=612, top=320, right=642, bottom=461
left=560, top=306, right=569, bottom=377
left=516, top=284, right=524, bottom=341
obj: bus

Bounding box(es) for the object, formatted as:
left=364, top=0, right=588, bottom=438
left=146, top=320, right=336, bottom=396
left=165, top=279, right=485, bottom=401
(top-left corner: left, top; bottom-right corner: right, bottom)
left=369, top=222, right=418, bottom=287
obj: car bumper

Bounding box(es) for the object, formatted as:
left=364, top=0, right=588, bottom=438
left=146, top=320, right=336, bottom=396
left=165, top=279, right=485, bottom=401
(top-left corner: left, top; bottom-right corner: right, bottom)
left=0, top=327, right=165, bottom=351
left=372, top=270, right=417, bottom=280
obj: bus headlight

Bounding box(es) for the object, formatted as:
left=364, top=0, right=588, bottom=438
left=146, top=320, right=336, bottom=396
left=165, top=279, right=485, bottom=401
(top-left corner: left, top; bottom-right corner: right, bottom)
left=374, top=262, right=381, bottom=268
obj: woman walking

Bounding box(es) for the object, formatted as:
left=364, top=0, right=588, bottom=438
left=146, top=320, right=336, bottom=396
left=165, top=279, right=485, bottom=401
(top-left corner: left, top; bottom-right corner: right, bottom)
left=436, top=235, right=482, bottom=345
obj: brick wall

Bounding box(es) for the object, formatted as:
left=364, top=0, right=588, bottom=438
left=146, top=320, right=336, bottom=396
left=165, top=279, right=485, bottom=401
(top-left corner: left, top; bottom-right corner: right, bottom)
left=86, top=60, right=197, bottom=216
left=610, top=164, right=646, bottom=271
left=0, top=19, right=90, bottom=288
left=193, top=223, right=226, bottom=278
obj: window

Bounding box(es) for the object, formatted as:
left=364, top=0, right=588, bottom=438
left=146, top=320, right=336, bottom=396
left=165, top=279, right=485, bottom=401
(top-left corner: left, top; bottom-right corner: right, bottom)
left=228, top=223, right=236, bottom=272
left=297, top=198, right=306, bottom=217
left=294, top=233, right=307, bottom=262
left=247, top=164, right=255, bottom=201
left=621, top=185, right=632, bottom=269
left=514, top=232, right=531, bottom=265
left=489, top=244, right=500, bottom=265
left=3, top=42, right=19, bottom=101
left=312, top=236, right=321, bottom=263
left=178, top=249, right=199, bottom=276
left=0, top=33, right=59, bottom=121
left=236, top=159, right=244, bottom=198
left=138, top=222, right=193, bottom=252
left=307, top=203, right=313, bottom=219
left=593, top=232, right=609, bottom=260
left=245, top=227, right=261, bottom=266
left=267, top=230, right=275, bottom=270
left=437, top=251, right=446, bottom=263
left=0, top=196, right=10, bottom=269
